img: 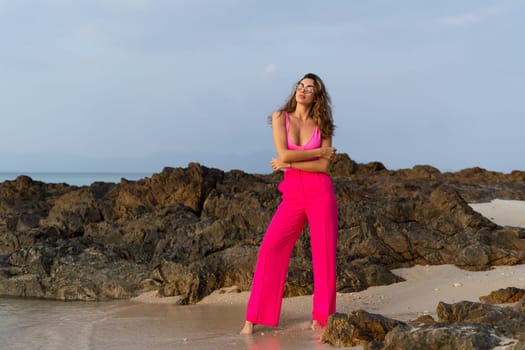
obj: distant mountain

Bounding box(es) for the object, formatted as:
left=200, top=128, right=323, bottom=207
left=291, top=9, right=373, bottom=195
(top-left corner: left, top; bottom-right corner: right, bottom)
left=0, top=150, right=273, bottom=174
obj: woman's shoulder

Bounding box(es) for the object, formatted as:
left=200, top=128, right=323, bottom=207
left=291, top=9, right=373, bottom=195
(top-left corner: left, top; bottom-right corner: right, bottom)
left=271, top=110, right=287, bottom=125
left=271, top=110, right=286, bottom=119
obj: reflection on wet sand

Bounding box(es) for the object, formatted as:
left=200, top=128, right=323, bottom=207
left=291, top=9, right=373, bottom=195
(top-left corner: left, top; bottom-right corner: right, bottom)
left=242, top=324, right=328, bottom=350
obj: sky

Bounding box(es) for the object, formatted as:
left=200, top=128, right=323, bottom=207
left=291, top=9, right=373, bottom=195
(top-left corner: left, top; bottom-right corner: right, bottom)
left=1, top=0, right=524, bottom=174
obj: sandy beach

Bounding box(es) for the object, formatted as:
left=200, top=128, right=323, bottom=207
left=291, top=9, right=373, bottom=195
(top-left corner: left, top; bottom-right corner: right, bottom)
left=469, top=199, right=525, bottom=228
left=1, top=199, right=524, bottom=350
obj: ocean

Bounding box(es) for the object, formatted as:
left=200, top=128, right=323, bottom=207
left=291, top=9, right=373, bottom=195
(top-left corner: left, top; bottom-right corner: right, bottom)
left=0, top=172, right=153, bottom=187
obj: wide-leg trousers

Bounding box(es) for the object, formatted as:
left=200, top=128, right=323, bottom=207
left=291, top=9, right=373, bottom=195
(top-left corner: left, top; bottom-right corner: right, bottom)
left=245, top=169, right=338, bottom=327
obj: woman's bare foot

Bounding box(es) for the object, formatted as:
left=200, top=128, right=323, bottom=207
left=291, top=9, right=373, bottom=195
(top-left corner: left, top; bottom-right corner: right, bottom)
left=240, top=321, right=254, bottom=335
left=311, top=320, right=324, bottom=332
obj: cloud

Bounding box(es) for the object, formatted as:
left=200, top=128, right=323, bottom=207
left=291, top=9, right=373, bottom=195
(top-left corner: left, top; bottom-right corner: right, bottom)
left=434, top=7, right=504, bottom=27
left=263, top=63, right=277, bottom=76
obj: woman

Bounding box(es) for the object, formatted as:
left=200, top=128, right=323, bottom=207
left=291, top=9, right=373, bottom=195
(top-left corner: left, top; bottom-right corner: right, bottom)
left=240, top=73, right=338, bottom=335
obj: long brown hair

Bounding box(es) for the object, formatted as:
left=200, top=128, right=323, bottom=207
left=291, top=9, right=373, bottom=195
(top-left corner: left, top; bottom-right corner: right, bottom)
left=278, top=73, right=335, bottom=139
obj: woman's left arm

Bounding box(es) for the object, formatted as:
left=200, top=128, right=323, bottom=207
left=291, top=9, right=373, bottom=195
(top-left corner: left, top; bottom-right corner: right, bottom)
left=271, top=137, right=334, bottom=173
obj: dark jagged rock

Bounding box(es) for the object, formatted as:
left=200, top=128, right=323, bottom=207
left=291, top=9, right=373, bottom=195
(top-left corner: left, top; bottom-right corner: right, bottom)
left=379, top=323, right=503, bottom=350
left=437, top=300, right=525, bottom=338
left=0, top=238, right=150, bottom=300
left=444, top=167, right=525, bottom=202
left=1, top=155, right=525, bottom=302
left=113, top=163, right=224, bottom=218
left=323, top=297, right=525, bottom=349
left=479, top=286, right=525, bottom=304
left=40, top=189, right=104, bottom=236
left=409, top=314, right=437, bottom=324
left=321, top=310, right=406, bottom=347
left=153, top=246, right=257, bottom=304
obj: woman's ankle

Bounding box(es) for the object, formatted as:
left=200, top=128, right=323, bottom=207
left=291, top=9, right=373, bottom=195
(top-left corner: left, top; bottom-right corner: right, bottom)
left=240, top=321, right=254, bottom=335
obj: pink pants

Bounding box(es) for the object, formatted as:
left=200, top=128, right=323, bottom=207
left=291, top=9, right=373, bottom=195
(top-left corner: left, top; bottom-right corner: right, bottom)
left=245, top=169, right=338, bottom=327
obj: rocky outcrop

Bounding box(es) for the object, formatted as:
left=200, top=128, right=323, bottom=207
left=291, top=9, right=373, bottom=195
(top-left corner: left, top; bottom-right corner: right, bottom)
left=321, top=310, right=406, bottom=348
left=437, top=300, right=525, bottom=339
left=1, top=155, right=525, bottom=302
left=479, top=287, right=525, bottom=304
left=376, top=324, right=505, bottom=350
left=322, top=298, right=525, bottom=349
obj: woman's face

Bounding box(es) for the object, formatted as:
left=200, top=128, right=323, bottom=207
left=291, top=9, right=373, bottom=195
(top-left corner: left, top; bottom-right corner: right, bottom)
left=295, top=78, right=316, bottom=105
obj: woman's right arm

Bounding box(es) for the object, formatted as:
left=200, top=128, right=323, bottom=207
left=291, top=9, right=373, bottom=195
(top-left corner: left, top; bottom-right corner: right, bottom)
left=272, top=111, right=334, bottom=162
left=271, top=136, right=334, bottom=173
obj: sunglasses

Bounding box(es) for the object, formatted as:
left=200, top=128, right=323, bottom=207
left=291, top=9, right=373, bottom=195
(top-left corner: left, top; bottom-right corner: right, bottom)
left=295, top=83, right=315, bottom=94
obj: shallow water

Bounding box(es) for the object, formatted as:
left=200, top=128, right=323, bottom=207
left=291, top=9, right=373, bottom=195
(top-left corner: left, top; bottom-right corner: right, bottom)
left=0, top=298, right=344, bottom=350
left=0, top=298, right=127, bottom=350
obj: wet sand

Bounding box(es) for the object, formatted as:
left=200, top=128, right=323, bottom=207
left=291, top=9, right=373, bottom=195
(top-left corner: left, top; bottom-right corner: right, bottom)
left=1, top=199, right=524, bottom=350
left=0, top=297, right=333, bottom=350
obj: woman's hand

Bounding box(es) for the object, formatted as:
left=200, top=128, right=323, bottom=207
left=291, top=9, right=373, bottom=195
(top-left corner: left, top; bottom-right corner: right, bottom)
left=320, top=147, right=336, bottom=160
left=270, top=157, right=290, bottom=171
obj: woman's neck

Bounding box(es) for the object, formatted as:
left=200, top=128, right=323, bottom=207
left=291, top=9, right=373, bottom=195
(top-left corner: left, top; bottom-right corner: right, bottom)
left=293, top=105, right=311, bottom=120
